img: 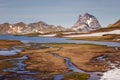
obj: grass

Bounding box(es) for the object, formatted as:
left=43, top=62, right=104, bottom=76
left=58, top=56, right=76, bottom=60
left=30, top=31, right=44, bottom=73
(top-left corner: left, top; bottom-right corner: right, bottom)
left=47, top=43, right=115, bottom=72
left=91, top=26, right=120, bottom=33
left=0, top=40, right=24, bottom=49
left=71, top=34, right=120, bottom=42
left=64, top=72, right=90, bottom=80
left=0, top=61, right=12, bottom=70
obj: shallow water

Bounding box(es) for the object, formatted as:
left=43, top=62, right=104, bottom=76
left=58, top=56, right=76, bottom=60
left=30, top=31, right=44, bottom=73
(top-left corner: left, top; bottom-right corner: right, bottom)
left=0, top=47, right=22, bottom=56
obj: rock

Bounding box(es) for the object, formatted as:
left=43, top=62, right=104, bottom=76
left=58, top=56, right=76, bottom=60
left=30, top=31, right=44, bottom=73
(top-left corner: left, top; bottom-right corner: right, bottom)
left=72, top=13, right=101, bottom=32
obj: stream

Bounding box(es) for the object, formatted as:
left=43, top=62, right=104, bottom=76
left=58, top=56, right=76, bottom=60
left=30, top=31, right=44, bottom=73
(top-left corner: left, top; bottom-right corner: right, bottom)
left=52, top=46, right=120, bottom=80
left=51, top=48, right=102, bottom=80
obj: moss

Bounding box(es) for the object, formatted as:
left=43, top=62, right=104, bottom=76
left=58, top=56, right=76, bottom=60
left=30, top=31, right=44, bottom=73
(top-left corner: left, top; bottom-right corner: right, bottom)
left=64, top=73, right=90, bottom=80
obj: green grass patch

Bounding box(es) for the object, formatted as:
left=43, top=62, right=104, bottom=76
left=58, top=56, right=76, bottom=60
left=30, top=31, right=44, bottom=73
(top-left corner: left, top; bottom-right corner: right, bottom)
left=64, top=72, right=90, bottom=80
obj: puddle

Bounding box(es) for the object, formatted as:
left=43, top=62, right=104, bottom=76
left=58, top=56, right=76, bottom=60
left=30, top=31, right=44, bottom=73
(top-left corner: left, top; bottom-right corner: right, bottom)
left=0, top=47, right=22, bottom=56
left=53, top=74, right=64, bottom=80
left=95, top=55, right=107, bottom=61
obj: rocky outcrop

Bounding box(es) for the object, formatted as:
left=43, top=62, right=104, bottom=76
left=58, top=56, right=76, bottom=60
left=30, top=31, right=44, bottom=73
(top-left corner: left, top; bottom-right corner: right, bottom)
left=0, top=21, right=66, bottom=34
left=72, top=13, right=101, bottom=32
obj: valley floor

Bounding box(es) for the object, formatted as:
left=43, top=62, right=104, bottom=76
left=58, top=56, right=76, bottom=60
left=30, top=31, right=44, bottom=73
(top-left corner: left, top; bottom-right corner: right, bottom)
left=0, top=40, right=120, bottom=80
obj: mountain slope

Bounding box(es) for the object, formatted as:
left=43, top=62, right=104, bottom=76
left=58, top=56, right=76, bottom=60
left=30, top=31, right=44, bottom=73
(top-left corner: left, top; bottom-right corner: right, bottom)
left=91, top=19, right=120, bottom=33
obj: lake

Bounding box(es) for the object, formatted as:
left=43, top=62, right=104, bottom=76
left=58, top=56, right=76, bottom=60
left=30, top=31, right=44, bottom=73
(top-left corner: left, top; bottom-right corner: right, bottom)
left=0, top=35, right=120, bottom=47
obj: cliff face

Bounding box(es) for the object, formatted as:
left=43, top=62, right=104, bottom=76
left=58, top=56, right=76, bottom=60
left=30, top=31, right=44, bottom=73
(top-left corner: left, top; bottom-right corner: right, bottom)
left=72, top=13, right=101, bottom=32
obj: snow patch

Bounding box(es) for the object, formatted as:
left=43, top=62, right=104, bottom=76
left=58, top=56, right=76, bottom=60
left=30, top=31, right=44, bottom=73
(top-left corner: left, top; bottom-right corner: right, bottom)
left=87, top=18, right=92, bottom=25
left=100, top=68, right=120, bottom=80
left=65, top=30, right=120, bottom=37
left=38, top=34, right=56, bottom=37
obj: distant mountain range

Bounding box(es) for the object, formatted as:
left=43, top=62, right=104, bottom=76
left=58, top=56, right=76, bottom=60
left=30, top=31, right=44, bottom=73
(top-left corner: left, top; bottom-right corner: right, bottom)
left=0, top=13, right=119, bottom=35
left=0, top=21, right=66, bottom=34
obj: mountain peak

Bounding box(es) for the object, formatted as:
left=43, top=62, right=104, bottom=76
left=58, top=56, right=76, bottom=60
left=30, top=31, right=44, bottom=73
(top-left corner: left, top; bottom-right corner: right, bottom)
left=84, top=13, right=94, bottom=18
left=84, top=13, right=90, bottom=16
left=72, top=13, right=101, bottom=32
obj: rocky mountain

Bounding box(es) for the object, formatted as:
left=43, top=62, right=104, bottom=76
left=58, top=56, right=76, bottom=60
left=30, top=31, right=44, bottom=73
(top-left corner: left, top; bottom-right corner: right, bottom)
left=0, top=21, right=66, bottom=34
left=72, top=13, right=101, bottom=32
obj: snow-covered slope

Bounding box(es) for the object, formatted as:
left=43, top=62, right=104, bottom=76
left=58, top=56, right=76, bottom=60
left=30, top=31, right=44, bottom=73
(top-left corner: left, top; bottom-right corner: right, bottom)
left=65, top=30, right=120, bottom=37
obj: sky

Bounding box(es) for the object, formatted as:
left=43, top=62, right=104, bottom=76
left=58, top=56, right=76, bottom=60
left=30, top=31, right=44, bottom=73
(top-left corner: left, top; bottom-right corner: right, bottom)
left=0, top=0, right=120, bottom=28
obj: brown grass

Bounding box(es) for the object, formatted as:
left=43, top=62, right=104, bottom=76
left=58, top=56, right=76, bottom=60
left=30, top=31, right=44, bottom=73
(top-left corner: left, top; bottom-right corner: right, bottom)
left=0, top=40, right=24, bottom=49
left=71, top=34, right=120, bottom=42
left=48, top=43, right=119, bottom=72
left=91, top=27, right=120, bottom=33
left=18, top=48, right=67, bottom=74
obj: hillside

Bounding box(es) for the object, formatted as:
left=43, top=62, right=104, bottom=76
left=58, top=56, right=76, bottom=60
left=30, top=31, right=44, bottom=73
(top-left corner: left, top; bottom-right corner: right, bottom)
left=109, top=20, right=120, bottom=28
left=92, top=19, right=120, bottom=33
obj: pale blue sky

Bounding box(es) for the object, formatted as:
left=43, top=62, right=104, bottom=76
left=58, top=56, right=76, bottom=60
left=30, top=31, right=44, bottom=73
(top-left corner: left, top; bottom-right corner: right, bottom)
left=0, top=0, right=120, bottom=27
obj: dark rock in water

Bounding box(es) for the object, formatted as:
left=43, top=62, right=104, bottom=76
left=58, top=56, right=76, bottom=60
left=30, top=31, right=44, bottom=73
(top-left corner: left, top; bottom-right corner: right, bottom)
left=72, top=13, right=101, bottom=32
